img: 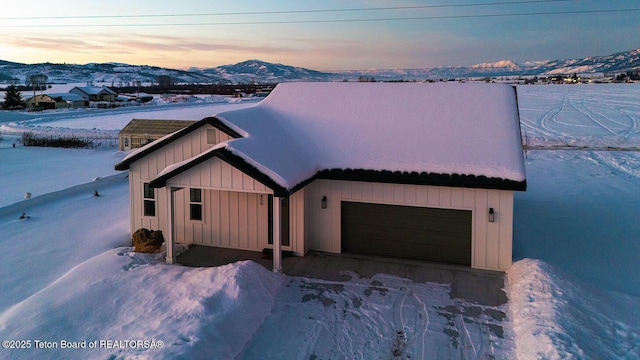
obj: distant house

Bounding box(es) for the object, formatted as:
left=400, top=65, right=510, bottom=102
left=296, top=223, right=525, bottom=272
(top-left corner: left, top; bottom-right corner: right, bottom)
left=25, top=94, right=56, bottom=110
left=118, top=119, right=197, bottom=151
left=69, top=86, right=117, bottom=102
left=25, top=93, right=88, bottom=110
left=49, top=93, right=88, bottom=108
left=115, top=83, right=526, bottom=272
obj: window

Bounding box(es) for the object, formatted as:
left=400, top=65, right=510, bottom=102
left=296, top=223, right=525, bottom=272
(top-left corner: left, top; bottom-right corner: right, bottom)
left=190, top=188, right=202, bottom=221
left=143, top=183, right=156, bottom=217
left=132, top=137, right=141, bottom=148
left=123, top=137, right=129, bottom=148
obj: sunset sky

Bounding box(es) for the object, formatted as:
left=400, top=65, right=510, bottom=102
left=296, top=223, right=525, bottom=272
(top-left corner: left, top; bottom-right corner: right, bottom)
left=1, top=0, right=638, bottom=71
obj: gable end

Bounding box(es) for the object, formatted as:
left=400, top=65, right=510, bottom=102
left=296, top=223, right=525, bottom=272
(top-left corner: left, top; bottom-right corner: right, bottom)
left=114, top=117, right=242, bottom=171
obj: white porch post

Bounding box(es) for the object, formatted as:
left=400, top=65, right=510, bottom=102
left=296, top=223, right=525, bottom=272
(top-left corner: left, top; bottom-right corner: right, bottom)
left=272, top=196, right=283, bottom=273
left=165, top=187, right=178, bottom=265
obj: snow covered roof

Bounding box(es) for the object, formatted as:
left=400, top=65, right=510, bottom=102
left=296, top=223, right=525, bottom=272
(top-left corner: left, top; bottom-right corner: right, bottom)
left=71, top=86, right=117, bottom=95
left=48, top=93, right=85, bottom=101
left=148, top=82, right=526, bottom=195
left=119, top=119, right=197, bottom=136
left=24, top=93, right=83, bottom=102
left=114, top=118, right=239, bottom=171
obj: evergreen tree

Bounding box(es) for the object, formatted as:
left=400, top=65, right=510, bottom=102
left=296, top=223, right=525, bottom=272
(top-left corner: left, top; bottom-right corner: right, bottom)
left=2, top=84, right=25, bottom=110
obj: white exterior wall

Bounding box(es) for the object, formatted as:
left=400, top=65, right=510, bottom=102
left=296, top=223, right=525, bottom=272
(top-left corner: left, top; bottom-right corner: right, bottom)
left=166, top=157, right=271, bottom=251
left=128, top=125, right=224, bottom=236
left=168, top=157, right=271, bottom=194
left=173, top=189, right=270, bottom=252
left=304, top=179, right=514, bottom=271
left=128, top=124, right=307, bottom=255
left=289, top=190, right=307, bottom=256
left=165, top=157, right=307, bottom=256
left=127, top=126, right=513, bottom=269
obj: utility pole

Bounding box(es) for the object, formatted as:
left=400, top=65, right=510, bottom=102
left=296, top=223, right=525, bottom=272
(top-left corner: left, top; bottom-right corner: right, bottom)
left=32, top=76, right=37, bottom=110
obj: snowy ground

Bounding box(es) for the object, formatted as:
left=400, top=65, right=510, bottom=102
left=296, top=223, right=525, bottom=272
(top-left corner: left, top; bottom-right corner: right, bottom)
left=0, top=145, right=123, bottom=208
left=0, top=84, right=639, bottom=359
left=514, top=84, right=640, bottom=298
left=0, top=96, right=259, bottom=208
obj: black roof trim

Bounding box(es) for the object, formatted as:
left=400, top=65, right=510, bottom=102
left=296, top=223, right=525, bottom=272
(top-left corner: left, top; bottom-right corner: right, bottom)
left=149, top=147, right=288, bottom=196
left=204, top=116, right=243, bottom=139
left=151, top=159, right=525, bottom=195
left=315, top=168, right=527, bottom=191
left=114, top=117, right=242, bottom=171
left=214, top=148, right=288, bottom=196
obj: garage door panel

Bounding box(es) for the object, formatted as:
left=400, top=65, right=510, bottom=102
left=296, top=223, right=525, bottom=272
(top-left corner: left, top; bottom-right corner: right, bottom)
left=341, top=201, right=471, bottom=265
left=346, top=227, right=467, bottom=245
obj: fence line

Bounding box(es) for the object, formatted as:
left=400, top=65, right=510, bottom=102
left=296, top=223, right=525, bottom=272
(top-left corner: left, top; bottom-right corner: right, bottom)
left=522, top=134, right=640, bottom=152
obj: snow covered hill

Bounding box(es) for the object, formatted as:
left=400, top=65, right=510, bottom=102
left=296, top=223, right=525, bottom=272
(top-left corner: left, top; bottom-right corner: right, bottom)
left=199, top=59, right=334, bottom=83
left=0, top=84, right=639, bottom=359
left=0, top=62, right=224, bottom=86
left=1, top=48, right=638, bottom=85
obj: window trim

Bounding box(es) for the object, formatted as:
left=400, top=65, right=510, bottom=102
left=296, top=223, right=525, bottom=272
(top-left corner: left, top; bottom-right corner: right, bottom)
left=143, top=183, right=156, bottom=217
left=189, top=188, right=203, bottom=221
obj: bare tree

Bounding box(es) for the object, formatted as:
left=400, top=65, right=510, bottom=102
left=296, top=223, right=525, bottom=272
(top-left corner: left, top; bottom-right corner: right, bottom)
left=26, top=73, right=49, bottom=90
left=157, top=75, right=175, bottom=88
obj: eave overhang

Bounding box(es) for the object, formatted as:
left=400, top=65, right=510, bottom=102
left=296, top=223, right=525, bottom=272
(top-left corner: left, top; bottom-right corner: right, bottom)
left=150, top=151, right=527, bottom=199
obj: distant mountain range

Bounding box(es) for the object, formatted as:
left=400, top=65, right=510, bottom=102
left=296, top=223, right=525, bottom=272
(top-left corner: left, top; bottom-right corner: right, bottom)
left=1, top=48, right=638, bottom=85
left=334, top=48, right=640, bottom=81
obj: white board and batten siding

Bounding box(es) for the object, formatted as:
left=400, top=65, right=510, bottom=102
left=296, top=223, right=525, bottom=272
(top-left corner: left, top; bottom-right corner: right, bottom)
left=165, top=157, right=307, bottom=256
left=172, top=190, right=270, bottom=253
left=304, top=179, right=514, bottom=271
left=288, top=191, right=308, bottom=256
left=167, top=157, right=272, bottom=195
left=129, top=126, right=229, bottom=236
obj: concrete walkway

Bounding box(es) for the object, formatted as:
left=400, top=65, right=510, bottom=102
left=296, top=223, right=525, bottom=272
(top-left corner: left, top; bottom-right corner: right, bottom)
left=177, top=245, right=507, bottom=306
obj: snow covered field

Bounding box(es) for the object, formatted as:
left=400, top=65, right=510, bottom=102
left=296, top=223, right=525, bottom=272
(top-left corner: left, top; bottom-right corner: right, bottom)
left=0, top=96, right=259, bottom=208
left=0, top=85, right=639, bottom=359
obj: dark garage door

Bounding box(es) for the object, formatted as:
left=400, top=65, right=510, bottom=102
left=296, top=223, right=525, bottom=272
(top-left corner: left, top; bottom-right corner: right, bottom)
left=341, top=202, right=472, bottom=265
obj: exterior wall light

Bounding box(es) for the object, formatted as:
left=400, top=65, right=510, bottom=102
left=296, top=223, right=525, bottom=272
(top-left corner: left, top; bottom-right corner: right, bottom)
left=488, top=208, right=495, bottom=223
left=321, top=196, right=327, bottom=209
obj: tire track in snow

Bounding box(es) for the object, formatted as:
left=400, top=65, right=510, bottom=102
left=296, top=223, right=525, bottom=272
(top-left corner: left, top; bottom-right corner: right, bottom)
left=547, top=96, right=617, bottom=135
left=459, top=313, right=490, bottom=360
left=570, top=98, right=618, bottom=135
left=519, top=98, right=567, bottom=145
left=537, top=94, right=568, bottom=136
left=522, top=91, right=640, bottom=149
left=392, top=287, right=429, bottom=359
left=457, top=313, right=478, bottom=359
left=585, top=101, right=634, bottom=130
left=611, top=106, right=640, bottom=138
